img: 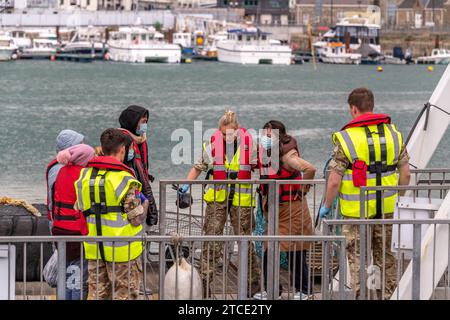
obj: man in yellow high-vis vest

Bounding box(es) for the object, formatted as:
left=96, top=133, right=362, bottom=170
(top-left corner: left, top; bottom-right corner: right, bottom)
left=75, top=129, right=148, bottom=300
left=320, top=88, right=411, bottom=299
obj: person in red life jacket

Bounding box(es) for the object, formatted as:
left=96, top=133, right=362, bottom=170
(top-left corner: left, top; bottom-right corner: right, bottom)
left=118, top=105, right=158, bottom=226
left=179, top=110, right=261, bottom=298
left=52, top=144, right=95, bottom=300
left=321, top=88, right=411, bottom=299
left=46, top=129, right=85, bottom=232
left=254, top=120, right=316, bottom=300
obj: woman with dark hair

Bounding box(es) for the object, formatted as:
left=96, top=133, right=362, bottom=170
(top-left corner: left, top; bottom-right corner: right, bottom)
left=118, top=105, right=158, bottom=226
left=255, top=120, right=316, bottom=300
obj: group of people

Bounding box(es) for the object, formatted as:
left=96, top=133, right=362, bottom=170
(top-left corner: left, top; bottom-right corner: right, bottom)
left=46, top=105, right=157, bottom=300
left=45, top=87, right=411, bottom=300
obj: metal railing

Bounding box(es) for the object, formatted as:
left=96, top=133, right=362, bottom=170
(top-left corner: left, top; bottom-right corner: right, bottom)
left=156, top=179, right=329, bottom=300
left=0, top=234, right=345, bottom=300
left=3, top=171, right=450, bottom=300
left=322, top=183, right=450, bottom=300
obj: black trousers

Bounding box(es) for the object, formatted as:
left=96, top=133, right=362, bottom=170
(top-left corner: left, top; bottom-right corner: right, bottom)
left=263, top=250, right=310, bottom=294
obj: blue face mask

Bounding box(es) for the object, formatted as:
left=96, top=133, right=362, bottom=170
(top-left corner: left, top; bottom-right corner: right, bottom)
left=127, top=150, right=134, bottom=162
left=137, top=123, right=148, bottom=136
left=261, top=135, right=272, bottom=150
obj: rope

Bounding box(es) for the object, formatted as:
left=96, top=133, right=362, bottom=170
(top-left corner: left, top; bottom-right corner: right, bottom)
left=0, top=196, right=42, bottom=217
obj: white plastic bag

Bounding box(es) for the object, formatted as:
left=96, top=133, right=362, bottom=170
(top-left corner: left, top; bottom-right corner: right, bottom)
left=43, top=249, right=58, bottom=288
left=164, top=258, right=202, bottom=300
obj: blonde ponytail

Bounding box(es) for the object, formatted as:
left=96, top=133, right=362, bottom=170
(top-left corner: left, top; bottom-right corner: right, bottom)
left=218, top=110, right=239, bottom=129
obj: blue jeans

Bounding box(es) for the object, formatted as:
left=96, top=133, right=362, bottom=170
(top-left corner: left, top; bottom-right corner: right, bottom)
left=65, top=258, right=88, bottom=300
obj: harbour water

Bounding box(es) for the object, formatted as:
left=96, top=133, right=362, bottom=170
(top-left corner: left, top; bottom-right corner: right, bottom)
left=0, top=61, right=449, bottom=203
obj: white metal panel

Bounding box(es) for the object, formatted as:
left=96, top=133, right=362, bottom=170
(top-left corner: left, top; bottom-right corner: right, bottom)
left=0, top=245, right=16, bottom=300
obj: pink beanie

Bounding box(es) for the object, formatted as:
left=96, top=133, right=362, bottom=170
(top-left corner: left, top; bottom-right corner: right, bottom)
left=57, top=144, right=95, bottom=167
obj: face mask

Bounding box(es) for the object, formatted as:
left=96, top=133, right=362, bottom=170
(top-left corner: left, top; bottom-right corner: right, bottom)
left=137, top=123, right=148, bottom=136
left=127, top=149, right=134, bottom=162
left=261, top=135, right=272, bottom=150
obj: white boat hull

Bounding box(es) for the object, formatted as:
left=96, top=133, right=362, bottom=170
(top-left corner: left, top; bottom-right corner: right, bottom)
left=20, top=49, right=56, bottom=59
left=108, top=43, right=181, bottom=64
left=321, top=54, right=361, bottom=65
left=217, top=44, right=292, bottom=65
left=0, top=48, right=16, bottom=61
left=415, top=56, right=450, bottom=65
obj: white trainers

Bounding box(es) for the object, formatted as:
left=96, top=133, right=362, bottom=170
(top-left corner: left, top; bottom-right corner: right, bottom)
left=293, top=291, right=309, bottom=300
left=253, top=291, right=282, bottom=300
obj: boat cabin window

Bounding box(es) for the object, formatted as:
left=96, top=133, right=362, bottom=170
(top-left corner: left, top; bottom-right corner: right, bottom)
left=261, top=35, right=267, bottom=40
left=131, top=34, right=138, bottom=41
left=141, top=34, right=147, bottom=41
left=246, top=35, right=252, bottom=42
left=238, top=35, right=242, bottom=41
left=0, top=40, right=10, bottom=46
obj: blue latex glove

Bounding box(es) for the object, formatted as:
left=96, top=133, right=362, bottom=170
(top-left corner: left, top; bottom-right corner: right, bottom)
left=179, top=184, right=190, bottom=194
left=138, top=193, right=148, bottom=203
left=319, top=206, right=331, bottom=219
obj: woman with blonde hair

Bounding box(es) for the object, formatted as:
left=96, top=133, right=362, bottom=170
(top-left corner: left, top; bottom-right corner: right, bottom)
left=179, top=110, right=261, bottom=298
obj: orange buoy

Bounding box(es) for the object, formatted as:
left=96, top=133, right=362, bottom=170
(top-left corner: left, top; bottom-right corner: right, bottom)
left=377, top=66, right=383, bottom=72
left=104, top=53, right=110, bottom=60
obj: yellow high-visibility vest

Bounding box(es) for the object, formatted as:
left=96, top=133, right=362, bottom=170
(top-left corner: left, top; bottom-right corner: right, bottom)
left=333, top=123, right=403, bottom=218
left=75, top=167, right=143, bottom=262
left=203, top=143, right=255, bottom=207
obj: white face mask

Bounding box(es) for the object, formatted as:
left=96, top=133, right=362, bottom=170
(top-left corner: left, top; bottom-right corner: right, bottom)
left=261, top=135, right=272, bottom=149
left=137, top=123, right=148, bottom=136
left=127, top=149, right=134, bottom=162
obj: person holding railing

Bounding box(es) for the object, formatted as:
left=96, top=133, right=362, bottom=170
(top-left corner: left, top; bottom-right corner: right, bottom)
left=75, top=128, right=148, bottom=300
left=254, top=120, right=316, bottom=300
left=178, top=110, right=261, bottom=298
left=320, top=88, right=411, bottom=299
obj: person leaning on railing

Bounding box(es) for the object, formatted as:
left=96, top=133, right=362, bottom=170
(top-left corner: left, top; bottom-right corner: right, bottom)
left=254, top=120, right=316, bottom=300
left=74, top=128, right=149, bottom=300
left=320, top=88, right=411, bottom=300
left=178, top=110, right=261, bottom=298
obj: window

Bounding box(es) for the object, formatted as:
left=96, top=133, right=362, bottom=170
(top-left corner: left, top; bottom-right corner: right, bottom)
left=60, top=0, right=63, bottom=5
left=141, top=34, right=147, bottom=41
left=87, top=0, right=90, bottom=5
left=223, top=0, right=228, bottom=5
left=238, top=35, right=242, bottom=41
left=246, top=35, right=251, bottom=41
left=269, top=0, right=280, bottom=8
left=261, top=35, right=267, bottom=40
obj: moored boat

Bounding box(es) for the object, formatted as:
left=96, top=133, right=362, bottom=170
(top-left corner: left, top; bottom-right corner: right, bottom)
left=107, top=26, right=181, bottom=64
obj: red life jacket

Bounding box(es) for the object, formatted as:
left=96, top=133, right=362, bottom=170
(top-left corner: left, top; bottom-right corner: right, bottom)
left=210, top=128, right=252, bottom=180
left=46, top=159, right=59, bottom=220
left=258, top=137, right=302, bottom=202
left=52, top=164, right=88, bottom=235
left=341, top=113, right=391, bottom=130
left=87, top=156, right=136, bottom=176
left=120, top=129, right=149, bottom=176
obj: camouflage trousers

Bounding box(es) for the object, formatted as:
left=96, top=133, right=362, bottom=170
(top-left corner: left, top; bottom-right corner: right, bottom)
left=342, top=215, right=397, bottom=300
left=201, top=202, right=261, bottom=295
left=87, top=258, right=141, bottom=300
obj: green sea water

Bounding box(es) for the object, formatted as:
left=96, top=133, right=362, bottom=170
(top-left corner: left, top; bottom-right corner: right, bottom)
left=0, top=61, right=448, bottom=202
